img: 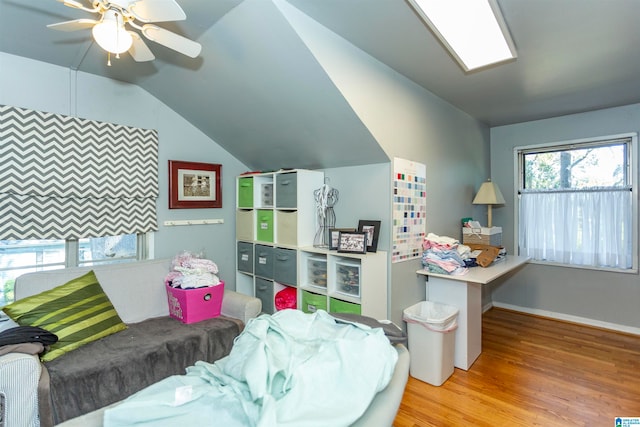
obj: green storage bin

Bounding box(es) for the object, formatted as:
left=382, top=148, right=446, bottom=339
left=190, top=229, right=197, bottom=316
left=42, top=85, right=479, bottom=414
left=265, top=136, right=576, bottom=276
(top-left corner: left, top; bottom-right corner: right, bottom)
left=302, top=290, right=327, bottom=313
left=329, top=297, right=361, bottom=315
left=238, top=177, right=254, bottom=208
left=256, top=209, right=274, bottom=242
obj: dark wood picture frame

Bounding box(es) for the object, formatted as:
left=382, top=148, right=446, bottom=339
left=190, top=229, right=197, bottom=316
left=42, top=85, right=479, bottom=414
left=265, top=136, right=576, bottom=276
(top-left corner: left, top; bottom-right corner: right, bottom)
left=357, top=220, right=381, bottom=252
left=337, top=231, right=367, bottom=254
left=329, top=228, right=356, bottom=250
left=169, top=160, right=222, bottom=209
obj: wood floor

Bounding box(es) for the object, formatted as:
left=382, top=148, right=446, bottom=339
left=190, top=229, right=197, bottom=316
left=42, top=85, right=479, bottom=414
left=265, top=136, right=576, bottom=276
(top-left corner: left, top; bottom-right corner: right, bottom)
left=393, top=307, right=640, bottom=427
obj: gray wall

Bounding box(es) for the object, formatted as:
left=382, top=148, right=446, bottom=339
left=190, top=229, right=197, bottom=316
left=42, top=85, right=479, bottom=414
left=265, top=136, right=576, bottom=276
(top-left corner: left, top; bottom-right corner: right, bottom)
left=322, top=164, right=392, bottom=250
left=0, top=52, right=248, bottom=289
left=490, top=103, right=640, bottom=332
left=382, top=100, right=491, bottom=326
left=299, top=25, right=491, bottom=325
left=2, top=48, right=492, bottom=327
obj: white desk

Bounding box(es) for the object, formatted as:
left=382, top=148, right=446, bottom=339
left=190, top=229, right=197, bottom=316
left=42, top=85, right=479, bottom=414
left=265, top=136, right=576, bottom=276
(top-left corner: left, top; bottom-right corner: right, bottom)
left=416, top=255, right=529, bottom=370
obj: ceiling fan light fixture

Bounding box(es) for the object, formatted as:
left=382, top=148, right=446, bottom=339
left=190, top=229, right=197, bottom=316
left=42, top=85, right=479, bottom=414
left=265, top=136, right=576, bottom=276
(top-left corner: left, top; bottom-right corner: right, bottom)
left=49, top=0, right=200, bottom=62
left=92, top=9, right=132, bottom=54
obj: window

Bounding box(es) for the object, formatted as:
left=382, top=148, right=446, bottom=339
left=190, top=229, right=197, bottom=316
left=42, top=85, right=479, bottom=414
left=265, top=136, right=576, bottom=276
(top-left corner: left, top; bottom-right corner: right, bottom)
left=0, top=234, right=145, bottom=305
left=516, top=133, right=637, bottom=271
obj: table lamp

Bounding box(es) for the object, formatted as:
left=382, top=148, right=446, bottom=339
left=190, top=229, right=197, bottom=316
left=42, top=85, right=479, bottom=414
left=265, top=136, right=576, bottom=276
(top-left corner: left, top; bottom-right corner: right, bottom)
left=472, top=179, right=505, bottom=228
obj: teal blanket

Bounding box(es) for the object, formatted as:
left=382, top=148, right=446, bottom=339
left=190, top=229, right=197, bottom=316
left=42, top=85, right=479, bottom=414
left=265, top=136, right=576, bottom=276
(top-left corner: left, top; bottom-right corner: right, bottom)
left=104, top=310, right=398, bottom=427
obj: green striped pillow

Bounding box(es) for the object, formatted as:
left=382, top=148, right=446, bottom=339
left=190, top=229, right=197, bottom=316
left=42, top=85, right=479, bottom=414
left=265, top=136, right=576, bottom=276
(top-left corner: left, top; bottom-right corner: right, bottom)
left=2, top=270, right=127, bottom=362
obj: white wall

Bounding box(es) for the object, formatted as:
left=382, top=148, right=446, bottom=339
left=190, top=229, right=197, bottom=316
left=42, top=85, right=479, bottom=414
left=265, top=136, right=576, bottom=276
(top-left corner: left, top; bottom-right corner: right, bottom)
left=0, top=52, right=249, bottom=290
left=490, top=103, right=640, bottom=332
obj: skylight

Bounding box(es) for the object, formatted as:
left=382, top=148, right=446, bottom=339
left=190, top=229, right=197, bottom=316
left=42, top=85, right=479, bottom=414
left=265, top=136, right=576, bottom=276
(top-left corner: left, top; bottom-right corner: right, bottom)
left=408, top=0, right=517, bottom=72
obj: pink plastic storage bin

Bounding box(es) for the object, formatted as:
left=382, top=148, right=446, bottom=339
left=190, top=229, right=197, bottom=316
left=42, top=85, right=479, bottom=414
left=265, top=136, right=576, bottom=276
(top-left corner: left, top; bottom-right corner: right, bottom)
left=166, top=281, right=225, bottom=324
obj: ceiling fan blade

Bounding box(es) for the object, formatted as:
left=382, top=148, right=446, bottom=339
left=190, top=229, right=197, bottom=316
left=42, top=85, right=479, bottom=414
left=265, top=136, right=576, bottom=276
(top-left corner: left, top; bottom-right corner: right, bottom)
left=56, top=0, right=101, bottom=13
left=128, top=31, right=155, bottom=62
left=128, top=0, right=186, bottom=23
left=47, top=19, right=99, bottom=32
left=57, top=0, right=85, bottom=9
left=141, top=24, right=201, bottom=58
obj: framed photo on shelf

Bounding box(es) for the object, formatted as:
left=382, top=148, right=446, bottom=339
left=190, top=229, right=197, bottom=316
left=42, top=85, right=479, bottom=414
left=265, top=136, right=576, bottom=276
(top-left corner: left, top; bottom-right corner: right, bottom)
left=169, top=160, right=222, bottom=209
left=329, top=228, right=356, bottom=250
left=358, top=220, right=381, bottom=252
left=337, top=231, right=367, bottom=254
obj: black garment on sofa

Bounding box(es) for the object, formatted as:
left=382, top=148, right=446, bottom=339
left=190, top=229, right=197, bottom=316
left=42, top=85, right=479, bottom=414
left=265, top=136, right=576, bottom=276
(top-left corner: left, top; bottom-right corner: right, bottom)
left=44, top=315, right=243, bottom=424
left=0, top=326, right=58, bottom=347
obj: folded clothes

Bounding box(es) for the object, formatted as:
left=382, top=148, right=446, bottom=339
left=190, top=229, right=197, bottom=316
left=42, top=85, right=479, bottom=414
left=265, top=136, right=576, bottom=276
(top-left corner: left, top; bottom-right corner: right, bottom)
left=166, top=253, right=222, bottom=288
left=422, top=233, right=469, bottom=275
left=174, top=258, right=219, bottom=275
left=172, top=272, right=221, bottom=289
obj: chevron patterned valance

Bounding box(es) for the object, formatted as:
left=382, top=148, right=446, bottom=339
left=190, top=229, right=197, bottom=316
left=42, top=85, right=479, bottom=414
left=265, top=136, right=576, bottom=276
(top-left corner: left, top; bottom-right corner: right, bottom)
left=0, top=104, right=159, bottom=240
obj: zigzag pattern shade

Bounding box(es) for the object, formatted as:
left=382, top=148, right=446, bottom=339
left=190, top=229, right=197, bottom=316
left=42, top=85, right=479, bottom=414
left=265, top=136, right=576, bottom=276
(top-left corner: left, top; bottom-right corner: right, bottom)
left=0, top=104, right=158, bottom=240
left=0, top=194, right=157, bottom=240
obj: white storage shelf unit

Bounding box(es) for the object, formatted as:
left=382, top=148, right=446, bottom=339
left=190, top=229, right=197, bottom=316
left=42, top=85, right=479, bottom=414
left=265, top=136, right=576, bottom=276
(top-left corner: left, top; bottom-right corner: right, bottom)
left=298, top=247, right=388, bottom=319
left=235, top=169, right=325, bottom=314
left=235, top=170, right=388, bottom=319
left=236, top=170, right=322, bottom=247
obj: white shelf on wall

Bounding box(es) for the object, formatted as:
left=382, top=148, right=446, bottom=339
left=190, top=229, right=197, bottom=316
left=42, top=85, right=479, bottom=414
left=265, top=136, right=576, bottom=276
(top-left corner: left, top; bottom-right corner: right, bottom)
left=164, top=219, right=224, bottom=226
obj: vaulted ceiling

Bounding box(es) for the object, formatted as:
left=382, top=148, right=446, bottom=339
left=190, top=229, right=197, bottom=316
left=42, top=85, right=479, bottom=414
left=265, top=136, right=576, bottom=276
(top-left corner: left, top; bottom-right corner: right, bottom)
left=2, top=0, right=640, bottom=170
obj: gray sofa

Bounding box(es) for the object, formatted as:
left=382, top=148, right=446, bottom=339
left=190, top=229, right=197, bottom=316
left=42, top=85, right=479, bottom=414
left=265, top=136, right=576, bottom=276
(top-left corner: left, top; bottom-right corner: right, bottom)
left=0, top=258, right=262, bottom=426
left=1, top=259, right=410, bottom=427
left=56, top=344, right=410, bottom=427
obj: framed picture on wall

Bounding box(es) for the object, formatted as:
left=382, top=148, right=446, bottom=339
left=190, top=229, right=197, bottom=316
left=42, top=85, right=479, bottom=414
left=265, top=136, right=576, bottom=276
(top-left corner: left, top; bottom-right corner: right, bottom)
left=169, top=160, right=222, bottom=209
left=357, top=220, right=381, bottom=252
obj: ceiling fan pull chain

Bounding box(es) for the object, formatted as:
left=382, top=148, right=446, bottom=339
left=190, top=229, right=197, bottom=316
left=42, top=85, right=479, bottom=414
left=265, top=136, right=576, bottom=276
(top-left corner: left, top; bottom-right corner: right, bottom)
left=107, top=51, right=111, bottom=67
left=115, top=12, right=121, bottom=59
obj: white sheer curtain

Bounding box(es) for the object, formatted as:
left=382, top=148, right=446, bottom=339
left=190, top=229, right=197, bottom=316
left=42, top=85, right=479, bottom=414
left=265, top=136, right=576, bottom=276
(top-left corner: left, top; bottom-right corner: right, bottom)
left=519, top=189, right=632, bottom=269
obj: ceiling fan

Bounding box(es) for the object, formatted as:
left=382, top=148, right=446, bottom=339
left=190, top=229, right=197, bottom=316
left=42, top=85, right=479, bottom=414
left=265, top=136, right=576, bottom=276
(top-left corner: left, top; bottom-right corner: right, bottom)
left=47, top=0, right=202, bottom=65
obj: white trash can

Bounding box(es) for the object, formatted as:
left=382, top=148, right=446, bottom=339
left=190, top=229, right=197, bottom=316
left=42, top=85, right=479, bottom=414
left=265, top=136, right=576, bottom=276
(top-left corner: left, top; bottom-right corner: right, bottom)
left=403, top=301, right=458, bottom=386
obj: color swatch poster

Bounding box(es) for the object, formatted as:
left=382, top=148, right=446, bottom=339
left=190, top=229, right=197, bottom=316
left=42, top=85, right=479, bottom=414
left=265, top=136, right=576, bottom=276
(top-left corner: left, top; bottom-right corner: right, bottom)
left=392, top=158, right=426, bottom=263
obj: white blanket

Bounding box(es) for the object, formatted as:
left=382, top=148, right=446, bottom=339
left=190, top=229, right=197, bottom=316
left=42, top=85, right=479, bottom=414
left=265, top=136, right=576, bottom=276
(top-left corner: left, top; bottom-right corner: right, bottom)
left=104, top=310, right=398, bottom=427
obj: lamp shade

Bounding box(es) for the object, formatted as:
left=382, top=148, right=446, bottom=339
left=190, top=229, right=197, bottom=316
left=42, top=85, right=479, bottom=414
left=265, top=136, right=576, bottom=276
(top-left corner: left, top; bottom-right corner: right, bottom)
left=472, top=180, right=505, bottom=205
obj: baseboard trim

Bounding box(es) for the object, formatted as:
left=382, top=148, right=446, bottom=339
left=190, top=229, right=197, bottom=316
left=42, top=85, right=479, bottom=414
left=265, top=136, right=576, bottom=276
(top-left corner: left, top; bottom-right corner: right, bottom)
left=489, top=302, right=640, bottom=336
